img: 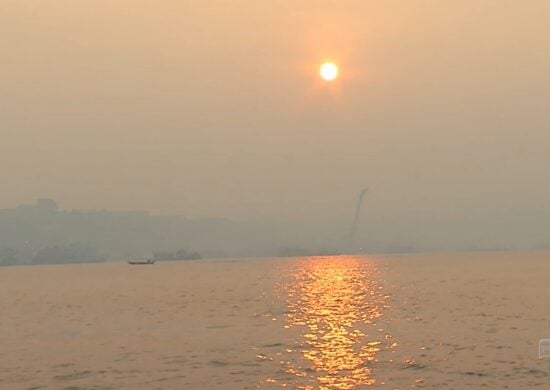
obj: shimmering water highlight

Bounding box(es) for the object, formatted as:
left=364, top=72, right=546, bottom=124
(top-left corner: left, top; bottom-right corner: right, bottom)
left=280, top=256, right=391, bottom=389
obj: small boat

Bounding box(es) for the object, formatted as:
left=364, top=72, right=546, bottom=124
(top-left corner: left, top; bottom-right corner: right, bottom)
left=127, top=260, right=155, bottom=265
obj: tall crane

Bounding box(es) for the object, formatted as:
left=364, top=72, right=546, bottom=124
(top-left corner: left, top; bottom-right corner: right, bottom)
left=349, top=188, right=368, bottom=251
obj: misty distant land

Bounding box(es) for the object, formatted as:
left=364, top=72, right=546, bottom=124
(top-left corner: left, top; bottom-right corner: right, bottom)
left=1, top=198, right=549, bottom=266
left=0, top=199, right=340, bottom=266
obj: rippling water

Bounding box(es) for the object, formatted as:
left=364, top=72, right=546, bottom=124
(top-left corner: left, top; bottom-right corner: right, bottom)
left=3, top=254, right=550, bottom=389
left=269, top=256, right=392, bottom=389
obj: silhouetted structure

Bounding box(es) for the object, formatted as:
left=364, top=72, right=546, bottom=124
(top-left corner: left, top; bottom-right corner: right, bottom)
left=349, top=188, right=368, bottom=250
left=153, top=249, right=201, bottom=261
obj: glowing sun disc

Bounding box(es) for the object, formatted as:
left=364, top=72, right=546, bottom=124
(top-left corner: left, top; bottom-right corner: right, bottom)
left=320, top=62, right=339, bottom=81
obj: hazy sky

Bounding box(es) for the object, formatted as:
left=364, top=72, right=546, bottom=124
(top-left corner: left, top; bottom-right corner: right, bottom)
left=2, top=1, right=549, bottom=221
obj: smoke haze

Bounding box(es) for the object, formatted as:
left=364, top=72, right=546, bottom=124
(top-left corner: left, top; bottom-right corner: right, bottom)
left=2, top=1, right=549, bottom=252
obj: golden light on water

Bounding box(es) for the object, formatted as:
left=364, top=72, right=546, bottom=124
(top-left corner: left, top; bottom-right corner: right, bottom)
left=320, top=62, right=339, bottom=81
left=279, top=256, right=391, bottom=389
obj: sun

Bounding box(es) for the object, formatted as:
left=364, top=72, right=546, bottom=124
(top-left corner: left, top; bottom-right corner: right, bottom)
left=320, top=62, right=339, bottom=81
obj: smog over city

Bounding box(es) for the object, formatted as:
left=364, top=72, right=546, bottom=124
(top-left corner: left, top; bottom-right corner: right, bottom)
left=1, top=2, right=550, bottom=389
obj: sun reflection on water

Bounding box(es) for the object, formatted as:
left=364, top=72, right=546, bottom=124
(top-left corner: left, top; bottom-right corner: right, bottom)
left=281, top=256, right=390, bottom=389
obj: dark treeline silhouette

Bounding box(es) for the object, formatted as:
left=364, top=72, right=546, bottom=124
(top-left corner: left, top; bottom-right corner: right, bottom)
left=31, top=244, right=104, bottom=265
left=153, top=249, right=201, bottom=261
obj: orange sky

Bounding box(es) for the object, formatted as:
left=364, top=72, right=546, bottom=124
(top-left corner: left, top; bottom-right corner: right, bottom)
left=1, top=1, right=549, bottom=221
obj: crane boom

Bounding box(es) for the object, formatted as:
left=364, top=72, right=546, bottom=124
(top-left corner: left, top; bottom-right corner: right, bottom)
left=349, top=188, right=368, bottom=250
